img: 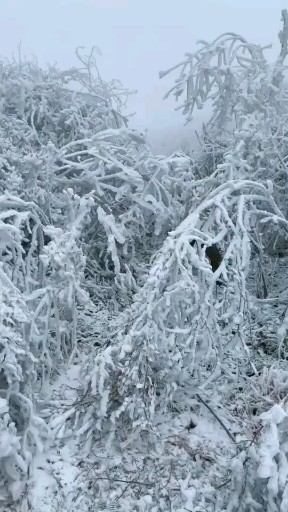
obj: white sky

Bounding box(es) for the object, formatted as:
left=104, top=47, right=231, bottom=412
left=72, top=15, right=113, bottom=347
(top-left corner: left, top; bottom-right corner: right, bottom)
left=0, top=0, right=287, bottom=153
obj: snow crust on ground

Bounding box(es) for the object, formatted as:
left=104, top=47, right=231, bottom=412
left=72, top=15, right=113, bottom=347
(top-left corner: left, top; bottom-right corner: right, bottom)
left=14, top=357, right=233, bottom=512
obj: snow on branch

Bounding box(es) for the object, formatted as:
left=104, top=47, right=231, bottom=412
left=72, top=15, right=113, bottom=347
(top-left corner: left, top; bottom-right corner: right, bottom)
left=228, top=404, right=288, bottom=511
left=77, top=179, right=288, bottom=447
left=160, top=11, right=288, bottom=135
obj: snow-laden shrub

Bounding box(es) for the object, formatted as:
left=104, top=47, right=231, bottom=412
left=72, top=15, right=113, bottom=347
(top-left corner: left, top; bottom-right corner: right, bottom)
left=227, top=404, right=288, bottom=511
left=0, top=47, right=130, bottom=149
left=0, top=189, right=93, bottom=504
left=0, top=49, right=209, bottom=295
left=161, top=10, right=288, bottom=252
left=0, top=203, right=46, bottom=502
left=0, top=398, right=35, bottom=502
left=160, top=11, right=288, bottom=136
left=74, top=179, right=288, bottom=450
left=0, top=51, right=136, bottom=283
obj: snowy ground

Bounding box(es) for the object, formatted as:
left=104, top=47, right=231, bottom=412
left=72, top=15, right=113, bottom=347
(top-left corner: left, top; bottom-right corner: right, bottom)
left=12, top=356, right=235, bottom=512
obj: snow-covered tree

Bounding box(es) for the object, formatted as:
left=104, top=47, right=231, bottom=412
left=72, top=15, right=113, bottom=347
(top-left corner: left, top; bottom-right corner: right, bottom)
left=161, top=10, right=288, bottom=256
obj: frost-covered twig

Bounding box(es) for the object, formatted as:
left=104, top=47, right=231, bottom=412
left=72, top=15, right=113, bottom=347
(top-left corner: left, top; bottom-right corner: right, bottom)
left=195, top=393, right=236, bottom=443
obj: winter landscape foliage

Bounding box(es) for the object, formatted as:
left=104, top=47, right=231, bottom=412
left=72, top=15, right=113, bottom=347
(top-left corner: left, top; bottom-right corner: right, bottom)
left=2, top=9, right=288, bottom=512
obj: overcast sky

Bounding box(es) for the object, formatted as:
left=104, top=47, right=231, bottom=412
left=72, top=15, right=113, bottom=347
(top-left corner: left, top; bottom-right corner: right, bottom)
left=0, top=0, right=287, bottom=153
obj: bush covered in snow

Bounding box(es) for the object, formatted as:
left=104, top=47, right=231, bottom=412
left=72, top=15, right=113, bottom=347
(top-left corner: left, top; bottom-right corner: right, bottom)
left=2, top=10, right=288, bottom=512
left=227, top=404, right=288, bottom=511
left=0, top=48, right=132, bottom=503
left=161, top=10, right=288, bottom=256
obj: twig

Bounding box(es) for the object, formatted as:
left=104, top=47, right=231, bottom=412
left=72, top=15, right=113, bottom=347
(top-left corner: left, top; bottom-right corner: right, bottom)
left=215, top=478, right=231, bottom=490
left=195, top=393, right=236, bottom=442
left=94, top=476, right=152, bottom=486
left=116, top=481, right=133, bottom=502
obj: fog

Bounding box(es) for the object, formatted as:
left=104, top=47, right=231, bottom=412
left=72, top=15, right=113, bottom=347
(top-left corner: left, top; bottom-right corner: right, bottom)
left=0, top=0, right=286, bottom=153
